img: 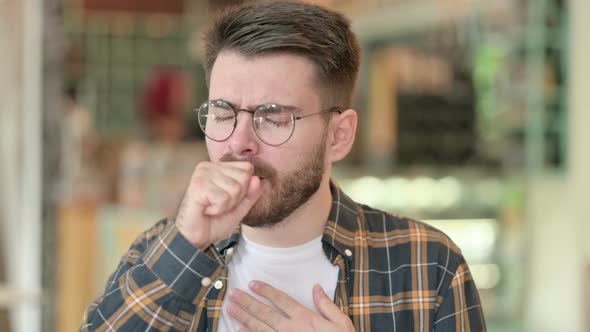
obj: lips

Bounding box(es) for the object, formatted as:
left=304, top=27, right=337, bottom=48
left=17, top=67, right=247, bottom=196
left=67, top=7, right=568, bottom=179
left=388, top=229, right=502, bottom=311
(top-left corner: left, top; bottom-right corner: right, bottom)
left=254, top=172, right=270, bottom=181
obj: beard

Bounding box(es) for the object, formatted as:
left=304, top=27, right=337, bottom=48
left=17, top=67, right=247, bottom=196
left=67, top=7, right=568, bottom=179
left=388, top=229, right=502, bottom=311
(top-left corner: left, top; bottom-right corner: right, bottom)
left=219, top=133, right=327, bottom=228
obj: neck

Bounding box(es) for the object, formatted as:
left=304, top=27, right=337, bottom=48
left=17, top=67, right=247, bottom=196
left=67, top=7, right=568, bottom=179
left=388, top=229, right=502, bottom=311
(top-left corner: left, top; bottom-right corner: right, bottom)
left=241, top=175, right=332, bottom=248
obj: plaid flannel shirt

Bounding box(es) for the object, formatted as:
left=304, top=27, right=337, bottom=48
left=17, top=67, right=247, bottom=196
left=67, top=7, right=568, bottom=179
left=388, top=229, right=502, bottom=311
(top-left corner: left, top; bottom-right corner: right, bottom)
left=81, top=182, right=486, bottom=331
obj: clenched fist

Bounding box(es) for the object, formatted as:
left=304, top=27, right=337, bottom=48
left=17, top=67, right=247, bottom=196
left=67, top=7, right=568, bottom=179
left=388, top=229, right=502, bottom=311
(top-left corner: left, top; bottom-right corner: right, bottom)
left=175, top=161, right=263, bottom=250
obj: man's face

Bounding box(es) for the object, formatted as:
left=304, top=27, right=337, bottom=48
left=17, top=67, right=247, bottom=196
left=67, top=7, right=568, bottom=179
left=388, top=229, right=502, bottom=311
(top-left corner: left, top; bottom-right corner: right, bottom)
left=206, top=51, right=330, bottom=228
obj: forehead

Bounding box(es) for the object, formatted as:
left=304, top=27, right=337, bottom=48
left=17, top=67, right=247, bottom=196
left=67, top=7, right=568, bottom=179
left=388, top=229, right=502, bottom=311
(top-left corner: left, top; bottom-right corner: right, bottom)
left=208, top=51, right=321, bottom=108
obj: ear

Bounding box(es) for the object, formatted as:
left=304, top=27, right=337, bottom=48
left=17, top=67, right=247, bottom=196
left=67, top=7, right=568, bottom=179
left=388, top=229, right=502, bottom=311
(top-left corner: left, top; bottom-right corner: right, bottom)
left=327, top=109, right=357, bottom=163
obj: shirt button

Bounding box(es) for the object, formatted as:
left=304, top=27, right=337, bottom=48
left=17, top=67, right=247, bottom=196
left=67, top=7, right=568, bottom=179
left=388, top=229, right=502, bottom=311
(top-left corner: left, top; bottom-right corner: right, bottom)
left=344, top=249, right=353, bottom=257
left=201, top=277, right=212, bottom=287
left=225, top=247, right=234, bottom=256
left=214, top=280, right=224, bottom=290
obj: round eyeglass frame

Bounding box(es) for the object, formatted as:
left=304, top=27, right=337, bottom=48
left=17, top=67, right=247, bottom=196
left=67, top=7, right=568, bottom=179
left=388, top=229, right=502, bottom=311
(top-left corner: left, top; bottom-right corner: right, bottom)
left=196, top=100, right=342, bottom=146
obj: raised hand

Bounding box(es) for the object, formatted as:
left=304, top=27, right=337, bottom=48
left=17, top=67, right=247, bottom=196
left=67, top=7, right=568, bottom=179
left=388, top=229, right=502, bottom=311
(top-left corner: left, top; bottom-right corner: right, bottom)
left=175, top=161, right=262, bottom=250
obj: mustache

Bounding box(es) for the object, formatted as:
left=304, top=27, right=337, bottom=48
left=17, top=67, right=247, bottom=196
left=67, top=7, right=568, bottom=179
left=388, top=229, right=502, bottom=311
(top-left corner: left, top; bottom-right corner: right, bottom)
left=219, top=154, right=277, bottom=180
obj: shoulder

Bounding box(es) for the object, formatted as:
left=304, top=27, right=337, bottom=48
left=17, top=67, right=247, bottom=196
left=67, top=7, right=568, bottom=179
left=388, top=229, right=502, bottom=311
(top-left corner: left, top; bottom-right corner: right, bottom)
left=357, top=204, right=465, bottom=265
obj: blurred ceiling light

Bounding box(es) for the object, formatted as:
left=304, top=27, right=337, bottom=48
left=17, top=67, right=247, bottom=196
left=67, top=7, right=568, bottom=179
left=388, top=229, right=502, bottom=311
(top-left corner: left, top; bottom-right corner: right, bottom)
left=475, top=178, right=504, bottom=206
left=407, top=177, right=437, bottom=209
left=350, top=176, right=384, bottom=207
left=425, top=219, right=497, bottom=263
left=383, top=177, right=409, bottom=209
left=343, top=175, right=466, bottom=211
left=339, top=175, right=505, bottom=214
left=469, top=263, right=501, bottom=290
left=435, top=176, right=462, bottom=208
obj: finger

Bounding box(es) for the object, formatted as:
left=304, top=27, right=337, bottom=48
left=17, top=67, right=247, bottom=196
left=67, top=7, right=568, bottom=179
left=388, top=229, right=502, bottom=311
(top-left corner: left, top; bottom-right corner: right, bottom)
left=205, top=161, right=254, bottom=204
left=228, top=289, right=285, bottom=330
left=217, top=161, right=254, bottom=179
left=197, top=161, right=252, bottom=192
left=215, top=162, right=256, bottom=202
left=226, top=302, right=275, bottom=332
left=249, top=280, right=307, bottom=319
left=207, top=162, right=252, bottom=192
left=216, top=161, right=254, bottom=176
left=312, top=284, right=347, bottom=324
left=217, top=160, right=254, bottom=169
left=229, top=176, right=262, bottom=218
left=245, top=176, right=262, bottom=203
left=210, top=174, right=247, bottom=210
left=201, top=182, right=232, bottom=216
left=190, top=162, right=245, bottom=215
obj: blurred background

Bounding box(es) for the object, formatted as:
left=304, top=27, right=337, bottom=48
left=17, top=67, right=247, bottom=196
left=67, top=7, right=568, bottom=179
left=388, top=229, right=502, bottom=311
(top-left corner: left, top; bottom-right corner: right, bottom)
left=0, top=0, right=588, bottom=331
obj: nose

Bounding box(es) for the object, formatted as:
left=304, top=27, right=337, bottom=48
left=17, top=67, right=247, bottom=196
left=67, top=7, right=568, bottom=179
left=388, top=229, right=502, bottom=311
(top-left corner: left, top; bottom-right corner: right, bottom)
left=227, top=111, right=260, bottom=157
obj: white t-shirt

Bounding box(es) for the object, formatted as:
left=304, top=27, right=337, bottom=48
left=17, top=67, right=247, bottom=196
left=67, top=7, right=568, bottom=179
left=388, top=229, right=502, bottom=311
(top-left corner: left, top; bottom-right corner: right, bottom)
left=218, top=234, right=340, bottom=332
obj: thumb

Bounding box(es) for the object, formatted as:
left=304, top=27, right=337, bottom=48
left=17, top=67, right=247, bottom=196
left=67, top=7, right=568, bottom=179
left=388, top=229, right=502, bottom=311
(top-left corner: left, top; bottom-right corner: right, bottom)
left=232, top=176, right=262, bottom=217
left=245, top=176, right=263, bottom=203
left=313, top=284, right=345, bottom=322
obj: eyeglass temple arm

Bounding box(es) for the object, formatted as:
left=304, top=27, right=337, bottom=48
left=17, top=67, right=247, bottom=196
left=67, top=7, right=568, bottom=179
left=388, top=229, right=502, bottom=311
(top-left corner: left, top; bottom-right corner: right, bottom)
left=294, top=107, right=342, bottom=120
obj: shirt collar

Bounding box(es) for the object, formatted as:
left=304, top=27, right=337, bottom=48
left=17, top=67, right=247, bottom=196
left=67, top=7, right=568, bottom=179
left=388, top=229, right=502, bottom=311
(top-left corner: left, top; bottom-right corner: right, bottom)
left=215, top=227, right=241, bottom=255
left=215, top=180, right=361, bottom=263
left=321, top=181, right=360, bottom=263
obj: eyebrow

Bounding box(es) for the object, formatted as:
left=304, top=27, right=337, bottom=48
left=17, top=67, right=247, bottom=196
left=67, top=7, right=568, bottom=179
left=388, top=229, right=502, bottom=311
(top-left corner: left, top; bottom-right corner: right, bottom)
left=214, top=98, right=303, bottom=113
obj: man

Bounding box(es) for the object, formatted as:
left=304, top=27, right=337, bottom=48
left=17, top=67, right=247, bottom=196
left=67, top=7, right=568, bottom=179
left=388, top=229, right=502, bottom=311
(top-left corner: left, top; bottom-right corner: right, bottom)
left=82, top=1, right=486, bottom=331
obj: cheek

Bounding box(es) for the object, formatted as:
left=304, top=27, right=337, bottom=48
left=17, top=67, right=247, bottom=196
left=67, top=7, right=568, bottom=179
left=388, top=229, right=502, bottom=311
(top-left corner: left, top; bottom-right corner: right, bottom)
left=273, top=144, right=314, bottom=170
left=264, top=151, right=290, bottom=168
left=205, top=141, right=225, bottom=161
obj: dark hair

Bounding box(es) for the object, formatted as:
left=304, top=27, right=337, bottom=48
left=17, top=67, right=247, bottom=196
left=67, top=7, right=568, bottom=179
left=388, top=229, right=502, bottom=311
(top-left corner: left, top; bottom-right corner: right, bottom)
left=203, top=0, right=361, bottom=108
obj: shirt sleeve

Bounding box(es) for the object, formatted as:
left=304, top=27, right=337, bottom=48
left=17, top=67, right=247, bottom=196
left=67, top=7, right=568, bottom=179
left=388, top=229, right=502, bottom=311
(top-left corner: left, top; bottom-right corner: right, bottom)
left=433, top=255, right=487, bottom=332
left=80, top=218, right=224, bottom=331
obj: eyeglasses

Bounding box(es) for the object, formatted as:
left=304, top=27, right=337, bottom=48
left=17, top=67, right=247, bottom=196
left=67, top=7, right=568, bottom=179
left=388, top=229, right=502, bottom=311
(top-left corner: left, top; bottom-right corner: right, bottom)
left=196, top=99, right=342, bottom=146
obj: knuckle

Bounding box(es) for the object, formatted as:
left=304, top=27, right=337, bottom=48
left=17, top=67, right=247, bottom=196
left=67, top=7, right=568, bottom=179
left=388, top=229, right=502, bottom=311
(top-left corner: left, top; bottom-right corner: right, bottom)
left=302, top=312, right=315, bottom=326
left=264, top=306, right=275, bottom=316
left=245, top=163, right=254, bottom=173
left=192, top=176, right=206, bottom=189
left=288, top=305, right=306, bottom=320
left=219, top=192, right=231, bottom=204
left=236, top=162, right=253, bottom=175
left=262, top=307, right=277, bottom=322
left=227, top=181, right=242, bottom=197
left=243, top=315, right=256, bottom=328
left=238, top=175, right=251, bottom=187
left=235, top=166, right=251, bottom=179
left=241, top=299, right=252, bottom=311
left=192, top=171, right=212, bottom=188
left=195, top=161, right=210, bottom=173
